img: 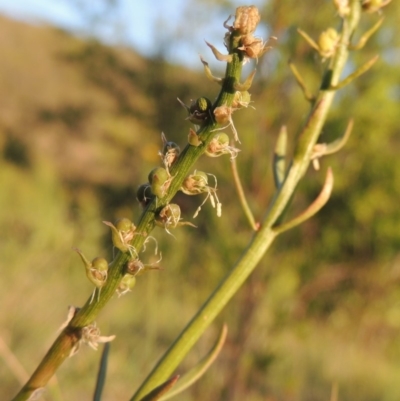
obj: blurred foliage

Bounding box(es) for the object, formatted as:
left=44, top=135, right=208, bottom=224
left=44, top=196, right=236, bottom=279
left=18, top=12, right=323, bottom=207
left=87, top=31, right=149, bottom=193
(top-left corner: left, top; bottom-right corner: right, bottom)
left=1, top=0, right=400, bottom=400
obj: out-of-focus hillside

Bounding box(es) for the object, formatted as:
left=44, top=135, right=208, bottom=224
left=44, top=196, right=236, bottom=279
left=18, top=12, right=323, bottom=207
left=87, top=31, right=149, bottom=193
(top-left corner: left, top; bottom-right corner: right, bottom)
left=0, top=14, right=216, bottom=188
left=1, top=2, right=400, bottom=399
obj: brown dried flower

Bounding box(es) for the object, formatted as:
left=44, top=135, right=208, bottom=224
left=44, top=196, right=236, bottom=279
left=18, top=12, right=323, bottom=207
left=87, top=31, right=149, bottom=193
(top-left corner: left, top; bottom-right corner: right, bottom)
left=233, top=6, right=261, bottom=36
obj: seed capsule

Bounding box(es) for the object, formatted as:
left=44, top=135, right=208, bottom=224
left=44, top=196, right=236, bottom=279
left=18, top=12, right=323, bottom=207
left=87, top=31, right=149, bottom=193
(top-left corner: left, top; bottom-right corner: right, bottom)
left=117, top=274, right=136, bottom=297
left=317, top=28, right=339, bottom=59
left=181, top=171, right=209, bottom=195
left=148, top=167, right=171, bottom=198
left=136, top=183, right=155, bottom=207
left=178, top=97, right=213, bottom=125
left=157, top=203, right=182, bottom=229
left=103, top=218, right=137, bottom=256
left=205, top=133, right=240, bottom=159
left=75, top=249, right=108, bottom=303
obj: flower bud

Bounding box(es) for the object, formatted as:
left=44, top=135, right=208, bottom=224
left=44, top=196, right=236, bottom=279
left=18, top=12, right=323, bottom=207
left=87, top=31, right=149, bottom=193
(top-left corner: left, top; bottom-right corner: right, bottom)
left=317, top=28, right=339, bottom=58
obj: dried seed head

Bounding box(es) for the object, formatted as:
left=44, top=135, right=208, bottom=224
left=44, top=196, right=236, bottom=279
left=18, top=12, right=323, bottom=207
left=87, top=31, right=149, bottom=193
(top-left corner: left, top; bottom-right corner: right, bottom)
left=239, top=35, right=266, bottom=59
left=79, top=322, right=115, bottom=352
left=136, top=183, right=155, bottom=207
left=233, top=6, right=261, bottom=36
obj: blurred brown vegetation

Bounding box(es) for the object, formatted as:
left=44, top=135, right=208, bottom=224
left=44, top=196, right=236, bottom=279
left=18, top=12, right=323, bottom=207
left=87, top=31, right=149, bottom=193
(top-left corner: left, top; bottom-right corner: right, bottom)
left=1, top=1, right=400, bottom=400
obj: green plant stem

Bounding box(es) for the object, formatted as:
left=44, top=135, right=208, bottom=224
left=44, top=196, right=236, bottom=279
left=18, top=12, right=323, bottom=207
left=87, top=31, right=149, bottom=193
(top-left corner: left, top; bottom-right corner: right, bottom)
left=131, top=2, right=362, bottom=399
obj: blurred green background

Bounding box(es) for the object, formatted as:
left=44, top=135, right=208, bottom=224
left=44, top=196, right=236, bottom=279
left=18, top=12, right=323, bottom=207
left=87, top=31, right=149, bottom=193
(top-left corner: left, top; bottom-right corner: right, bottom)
left=1, top=1, right=400, bottom=400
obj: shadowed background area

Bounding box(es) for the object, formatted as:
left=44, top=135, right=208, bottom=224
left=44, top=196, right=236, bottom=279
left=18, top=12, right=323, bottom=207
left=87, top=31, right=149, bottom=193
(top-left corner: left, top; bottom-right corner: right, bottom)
left=1, top=1, right=400, bottom=400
